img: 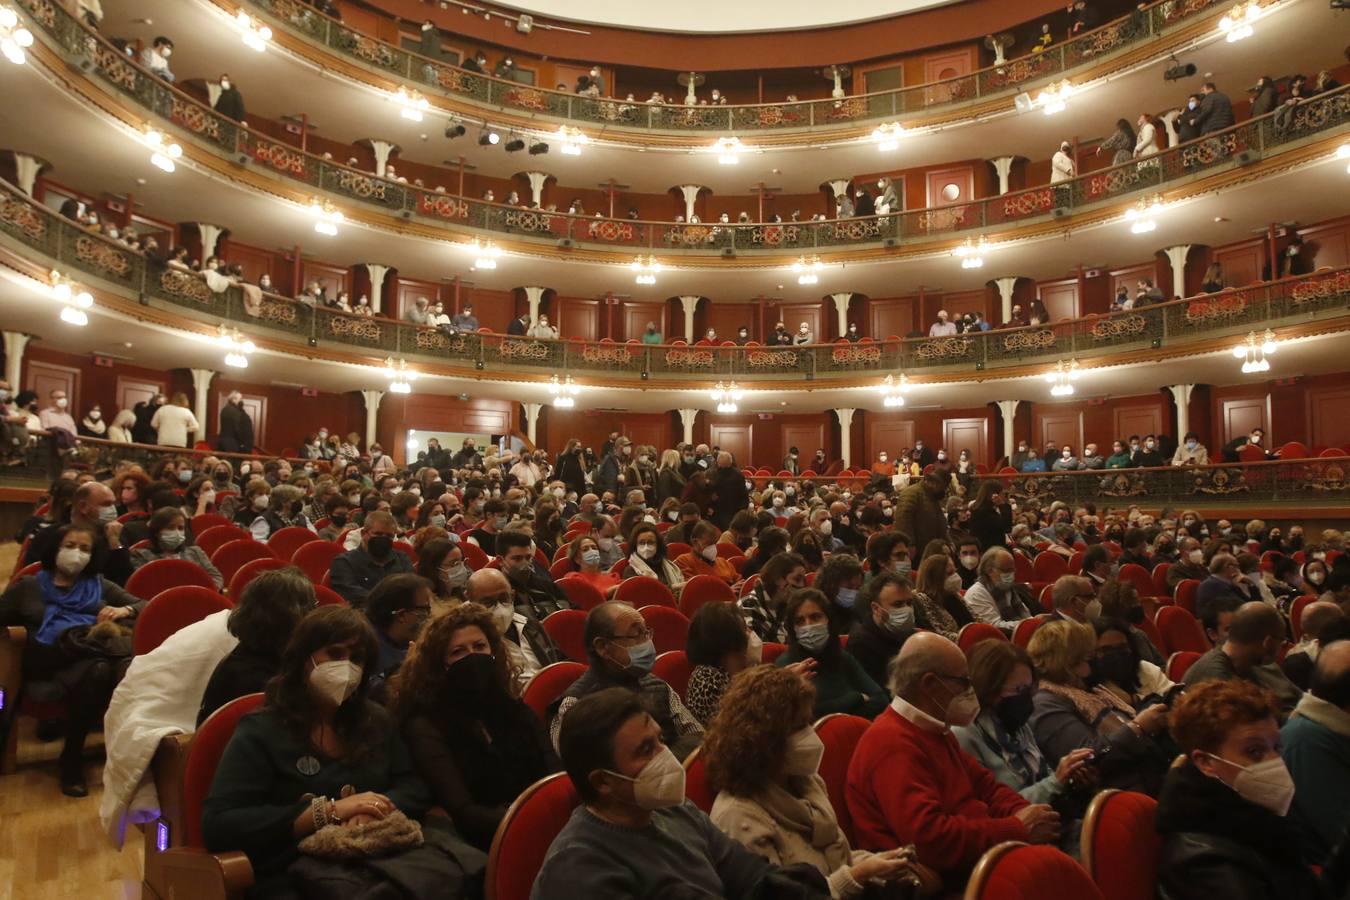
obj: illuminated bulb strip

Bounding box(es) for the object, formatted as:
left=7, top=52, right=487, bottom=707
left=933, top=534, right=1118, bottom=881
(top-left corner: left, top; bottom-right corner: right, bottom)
left=235, top=10, right=272, bottom=51
left=0, top=4, right=33, bottom=65
left=1045, top=359, right=1080, bottom=397
left=713, top=136, right=743, bottom=165
left=557, top=126, right=588, bottom=156
left=1233, top=329, right=1276, bottom=373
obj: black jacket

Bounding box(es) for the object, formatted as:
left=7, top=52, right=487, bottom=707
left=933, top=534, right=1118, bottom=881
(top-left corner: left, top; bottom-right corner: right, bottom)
left=969, top=503, right=1012, bottom=552
left=198, top=644, right=278, bottom=724
left=711, top=465, right=749, bottom=530
left=131, top=400, right=159, bottom=445
left=555, top=450, right=587, bottom=497
left=656, top=467, right=687, bottom=506
left=845, top=616, right=915, bottom=690
left=506, top=316, right=529, bottom=336
left=508, top=565, right=572, bottom=622
left=1198, top=90, right=1236, bottom=134
left=217, top=401, right=254, bottom=453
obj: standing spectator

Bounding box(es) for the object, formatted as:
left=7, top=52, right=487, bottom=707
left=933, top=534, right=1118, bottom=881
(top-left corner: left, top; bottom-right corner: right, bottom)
left=216, top=390, right=254, bottom=453
left=78, top=404, right=105, bottom=439
left=641, top=321, right=662, bottom=344
left=1281, top=639, right=1350, bottom=861
left=711, top=451, right=748, bottom=530
left=1134, top=113, right=1160, bottom=159
left=1249, top=75, right=1279, bottom=118
left=39, top=390, right=78, bottom=444
left=893, top=473, right=949, bottom=554
left=1197, top=81, right=1235, bottom=134
left=214, top=74, right=246, bottom=122
left=1096, top=119, right=1136, bottom=166
left=150, top=392, right=199, bottom=448
left=793, top=323, right=813, bottom=346
left=450, top=303, right=479, bottom=332
left=140, top=36, right=175, bottom=82
left=405, top=297, right=431, bottom=325
left=527, top=315, right=559, bottom=339
left=506, top=311, right=531, bottom=336
left=928, top=311, right=958, bottom=337
left=1051, top=141, right=1076, bottom=183
left=1178, top=93, right=1203, bottom=144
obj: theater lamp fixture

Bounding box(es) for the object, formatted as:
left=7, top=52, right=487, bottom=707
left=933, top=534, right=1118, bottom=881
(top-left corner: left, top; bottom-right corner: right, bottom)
left=710, top=382, right=743, bottom=414
left=1233, top=329, right=1277, bottom=373
left=631, top=255, right=662, bottom=285
left=396, top=87, right=430, bottom=122
left=1338, top=143, right=1350, bottom=174
left=556, top=126, right=587, bottom=156
left=1218, top=1, right=1262, bottom=41
left=142, top=127, right=182, bottom=173
left=383, top=357, right=417, bottom=393
left=50, top=270, right=92, bottom=326
left=879, top=373, right=909, bottom=408
left=871, top=122, right=908, bottom=152
left=1046, top=359, right=1080, bottom=397
left=234, top=10, right=272, bottom=52
left=954, top=236, right=987, bottom=269
left=549, top=374, right=579, bottom=408
left=1036, top=80, right=1074, bottom=115
left=792, top=256, right=823, bottom=286
left=1125, top=195, right=1164, bottom=234
left=469, top=239, right=502, bottom=270
left=310, top=198, right=344, bottom=236
left=713, top=136, right=743, bottom=166
left=0, top=6, right=34, bottom=65
left=217, top=325, right=257, bottom=369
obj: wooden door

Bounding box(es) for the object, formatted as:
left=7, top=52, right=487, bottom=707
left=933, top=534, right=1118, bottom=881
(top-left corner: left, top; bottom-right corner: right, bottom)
left=25, top=360, right=80, bottom=410
left=869, top=419, right=915, bottom=462
left=944, top=417, right=990, bottom=466
left=621, top=301, right=666, bottom=342
left=1219, top=396, right=1269, bottom=446
left=1038, top=280, right=1080, bottom=320
left=868, top=297, right=916, bottom=339
left=556, top=297, right=601, bottom=341
left=781, top=423, right=826, bottom=468
left=1114, top=403, right=1164, bottom=443
left=1307, top=386, right=1350, bottom=450
left=1035, top=409, right=1083, bottom=453
left=219, top=391, right=267, bottom=452
left=924, top=50, right=972, bottom=106
left=705, top=302, right=756, bottom=343
left=116, top=377, right=164, bottom=417
left=777, top=303, right=823, bottom=342
left=708, top=423, right=752, bottom=468
left=926, top=166, right=975, bottom=209
left=625, top=420, right=671, bottom=453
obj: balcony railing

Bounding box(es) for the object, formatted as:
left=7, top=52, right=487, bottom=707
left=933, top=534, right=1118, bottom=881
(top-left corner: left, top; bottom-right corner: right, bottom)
left=241, top=0, right=1219, bottom=136
left=17, top=0, right=1350, bottom=258
left=3, top=172, right=1349, bottom=383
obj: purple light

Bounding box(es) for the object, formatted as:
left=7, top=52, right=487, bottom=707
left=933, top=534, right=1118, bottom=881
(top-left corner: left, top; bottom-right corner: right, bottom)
left=156, top=821, right=170, bottom=852
left=0, top=687, right=6, bottom=711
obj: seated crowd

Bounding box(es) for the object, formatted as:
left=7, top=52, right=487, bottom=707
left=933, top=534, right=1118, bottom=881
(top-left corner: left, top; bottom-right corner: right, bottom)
left=3, top=425, right=1350, bottom=900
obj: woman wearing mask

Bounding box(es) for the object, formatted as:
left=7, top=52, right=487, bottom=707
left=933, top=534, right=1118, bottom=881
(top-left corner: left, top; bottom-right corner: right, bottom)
left=1093, top=618, right=1179, bottom=714
left=107, top=408, right=136, bottom=443
left=1156, top=680, right=1345, bottom=900
left=1177, top=510, right=1210, bottom=541
left=623, top=444, right=656, bottom=505
left=415, top=499, right=450, bottom=533
left=706, top=666, right=932, bottom=897
left=0, top=525, right=145, bottom=795
left=235, top=481, right=271, bottom=529
left=130, top=507, right=224, bottom=590
left=1027, top=620, right=1171, bottom=797
left=623, top=523, right=685, bottom=595
left=555, top=439, right=587, bottom=499
left=789, top=527, right=825, bottom=573
left=1301, top=558, right=1329, bottom=597
left=655, top=449, right=686, bottom=506
left=912, top=553, right=971, bottom=639
left=249, top=484, right=314, bottom=543
left=814, top=553, right=864, bottom=633
left=112, top=470, right=152, bottom=518
left=774, top=589, right=887, bottom=720
left=969, top=481, right=1013, bottom=552
left=78, top=405, right=106, bottom=438
left=532, top=501, right=565, bottom=562
left=846, top=572, right=931, bottom=689
left=415, top=539, right=469, bottom=607
left=1095, top=581, right=1165, bottom=666
left=368, top=443, right=396, bottom=477
left=740, top=552, right=808, bottom=643
left=201, top=607, right=460, bottom=896
left=393, top=605, right=559, bottom=852
left=685, top=601, right=757, bottom=726
left=568, top=534, right=622, bottom=598
left=149, top=393, right=200, bottom=449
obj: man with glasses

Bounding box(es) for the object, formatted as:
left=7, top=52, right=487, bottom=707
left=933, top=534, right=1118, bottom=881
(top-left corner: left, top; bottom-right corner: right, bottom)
left=1050, top=575, right=1099, bottom=624
left=548, top=601, right=703, bottom=760
left=847, top=633, right=1059, bottom=884
left=1196, top=553, right=1251, bottom=626
left=465, top=567, right=564, bottom=687
left=363, top=574, right=434, bottom=689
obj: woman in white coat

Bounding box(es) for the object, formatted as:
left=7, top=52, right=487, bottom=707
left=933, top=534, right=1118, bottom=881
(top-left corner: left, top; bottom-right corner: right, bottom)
left=149, top=392, right=200, bottom=448
left=1134, top=113, right=1160, bottom=163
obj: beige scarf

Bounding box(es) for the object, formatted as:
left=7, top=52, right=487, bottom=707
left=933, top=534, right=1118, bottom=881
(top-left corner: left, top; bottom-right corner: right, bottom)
left=753, top=776, right=851, bottom=873
left=1039, top=679, right=1135, bottom=727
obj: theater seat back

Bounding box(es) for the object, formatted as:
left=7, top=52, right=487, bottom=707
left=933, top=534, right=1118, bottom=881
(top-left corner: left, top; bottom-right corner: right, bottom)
left=1156, top=606, right=1209, bottom=655
left=967, top=842, right=1104, bottom=900
left=133, top=587, right=230, bottom=655
left=683, top=747, right=714, bottom=813
left=521, top=661, right=587, bottom=721
left=958, top=622, right=1009, bottom=653
left=125, top=559, right=219, bottom=602
left=652, top=650, right=693, bottom=700
left=615, top=576, right=677, bottom=609
left=679, top=574, right=735, bottom=618
left=183, top=693, right=265, bottom=848
left=814, top=714, right=870, bottom=845
left=1081, top=790, right=1160, bottom=900
left=486, top=772, right=579, bottom=900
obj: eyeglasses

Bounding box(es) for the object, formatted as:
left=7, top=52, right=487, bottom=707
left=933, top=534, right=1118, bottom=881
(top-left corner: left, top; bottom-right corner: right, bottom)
left=607, top=626, right=654, bottom=645
left=936, top=673, right=973, bottom=691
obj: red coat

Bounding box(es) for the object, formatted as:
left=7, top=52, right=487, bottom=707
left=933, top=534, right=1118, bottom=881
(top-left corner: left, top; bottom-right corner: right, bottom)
left=846, top=706, right=1029, bottom=876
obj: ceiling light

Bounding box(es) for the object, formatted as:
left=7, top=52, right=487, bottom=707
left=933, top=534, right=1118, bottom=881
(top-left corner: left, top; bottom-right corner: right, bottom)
left=1126, top=194, right=1164, bottom=234
left=631, top=255, right=662, bottom=285
left=713, top=136, right=743, bottom=165
left=1045, top=359, right=1080, bottom=396
left=142, top=126, right=182, bottom=173
left=0, top=5, right=33, bottom=65
left=1234, top=329, right=1276, bottom=373
left=880, top=373, right=909, bottom=407
left=396, top=86, right=430, bottom=121
left=791, top=255, right=823, bottom=285
left=549, top=374, right=580, bottom=408
left=870, top=122, right=907, bottom=151
left=384, top=357, right=418, bottom=393
left=710, top=381, right=743, bottom=413
left=1338, top=143, right=1350, bottom=174
left=469, top=239, right=501, bottom=270
left=1036, top=79, right=1074, bottom=115
left=309, top=197, right=344, bottom=235
left=234, top=10, right=272, bottom=51
left=49, top=270, right=92, bottom=325
left=556, top=126, right=587, bottom=156
left=444, top=122, right=467, bottom=139
left=478, top=130, right=500, bottom=146
left=1218, top=0, right=1262, bottom=42
left=217, top=325, right=257, bottom=368
left=60, top=306, right=88, bottom=326
left=954, top=235, right=987, bottom=268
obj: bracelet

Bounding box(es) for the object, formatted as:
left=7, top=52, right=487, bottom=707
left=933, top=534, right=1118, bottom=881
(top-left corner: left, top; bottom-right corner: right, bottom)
left=310, top=795, right=329, bottom=832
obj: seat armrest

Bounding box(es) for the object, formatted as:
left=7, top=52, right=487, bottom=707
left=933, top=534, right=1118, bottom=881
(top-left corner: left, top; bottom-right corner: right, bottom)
left=148, top=848, right=253, bottom=900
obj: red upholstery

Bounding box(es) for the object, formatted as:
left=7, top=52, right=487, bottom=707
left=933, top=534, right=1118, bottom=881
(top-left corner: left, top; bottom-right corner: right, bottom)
left=189, top=513, right=233, bottom=535
left=460, top=541, right=489, bottom=571
left=665, top=542, right=691, bottom=559
left=1166, top=650, right=1203, bottom=681
left=292, top=540, right=344, bottom=584
left=210, top=540, right=276, bottom=585
left=814, top=713, right=869, bottom=845
left=133, top=587, right=230, bottom=655
left=1038, top=584, right=1055, bottom=613
left=1118, top=563, right=1155, bottom=599
left=1011, top=552, right=1034, bottom=583
left=1289, top=594, right=1315, bottom=640
left=1157, top=607, right=1209, bottom=655
left=313, top=583, right=347, bottom=606
left=125, top=559, right=219, bottom=601
left=1174, top=579, right=1201, bottom=615
left=1137, top=614, right=1166, bottom=657
left=521, top=662, right=587, bottom=721
left=267, top=526, right=320, bottom=561
left=195, top=525, right=248, bottom=558
left=958, top=622, right=1009, bottom=653
left=9, top=561, right=40, bottom=585
left=640, top=606, right=690, bottom=654
left=226, top=557, right=290, bottom=598
left=1082, top=790, right=1159, bottom=900
left=548, top=558, right=576, bottom=580
left=652, top=650, right=693, bottom=700
left=739, top=574, right=761, bottom=597
left=715, top=542, right=741, bottom=559
left=1150, top=563, right=1171, bottom=597
left=486, top=772, right=580, bottom=900
left=968, top=842, right=1103, bottom=900
left=1032, top=552, right=1068, bottom=582
left=541, top=609, right=588, bottom=662
left=615, top=576, right=678, bottom=609
left=392, top=542, right=417, bottom=564
left=679, top=574, right=735, bottom=618
left=556, top=575, right=607, bottom=611
left=1012, top=616, right=1048, bottom=649
left=1068, top=551, right=1086, bottom=573
left=683, top=749, right=714, bottom=813
left=183, top=693, right=265, bottom=847
left=762, top=641, right=787, bottom=664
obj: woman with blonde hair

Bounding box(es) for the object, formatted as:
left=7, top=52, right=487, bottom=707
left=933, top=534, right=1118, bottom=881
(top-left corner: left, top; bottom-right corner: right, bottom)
left=149, top=391, right=199, bottom=448
left=392, top=604, right=559, bottom=851
left=107, top=408, right=136, bottom=443
left=705, top=665, right=936, bottom=897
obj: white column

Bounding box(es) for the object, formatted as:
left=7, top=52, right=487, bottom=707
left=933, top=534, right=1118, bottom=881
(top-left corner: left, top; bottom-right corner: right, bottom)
left=826, top=180, right=851, bottom=216
left=679, top=296, right=701, bottom=339
left=835, top=408, right=855, bottom=468
left=677, top=185, right=705, bottom=221
left=993, top=277, right=1019, bottom=322
left=1167, top=384, right=1196, bottom=440
left=995, top=399, right=1021, bottom=463
left=829, top=293, right=852, bottom=336
left=189, top=369, right=215, bottom=443
left=370, top=140, right=396, bottom=177
left=989, top=157, right=1016, bottom=196
left=197, top=224, right=224, bottom=259
left=1163, top=244, right=1192, bottom=300
left=523, top=402, right=542, bottom=445
left=360, top=389, right=384, bottom=448
left=13, top=154, right=43, bottom=197
left=678, top=409, right=699, bottom=445
left=524, top=171, right=550, bottom=206
left=362, top=264, right=390, bottom=314
left=522, top=286, right=547, bottom=322
left=1159, top=110, right=1181, bottom=149
left=3, top=331, right=30, bottom=390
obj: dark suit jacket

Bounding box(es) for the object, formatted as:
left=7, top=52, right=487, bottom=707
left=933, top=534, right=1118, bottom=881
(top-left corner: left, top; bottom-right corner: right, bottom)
left=217, top=401, right=255, bottom=453
left=506, top=317, right=528, bottom=336
left=1198, top=90, right=1235, bottom=133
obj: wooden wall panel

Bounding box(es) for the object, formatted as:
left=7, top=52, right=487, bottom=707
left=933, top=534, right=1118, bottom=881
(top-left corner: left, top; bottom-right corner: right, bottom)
left=464, top=288, right=516, bottom=334
left=395, top=278, right=443, bottom=320
left=868, top=297, right=916, bottom=339
left=1301, top=220, right=1350, bottom=271
left=703, top=301, right=756, bottom=343
left=620, top=301, right=667, bottom=342
left=781, top=423, right=826, bottom=463
left=939, top=288, right=992, bottom=322
left=867, top=419, right=915, bottom=463
left=1214, top=239, right=1265, bottom=287
left=1038, top=279, right=1079, bottom=320
left=1307, top=385, right=1350, bottom=450
left=777, top=303, right=823, bottom=341
left=626, top=419, right=672, bottom=452
left=944, top=417, right=989, bottom=463
left=300, top=261, right=351, bottom=297
left=1115, top=402, right=1165, bottom=443
left=1219, top=395, right=1270, bottom=446
left=26, top=361, right=80, bottom=411
left=922, top=49, right=974, bottom=106
left=116, top=377, right=164, bottom=417
left=1034, top=409, right=1083, bottom=453
left=1110, top=263, right=1156, bottom=303
left=709, top=423, right=753, bottom=466
left=557, top=297, right=601, bottom=341
left=217, top=391, right=269, bottom=451
left=223, top=241, right=279, bottom=286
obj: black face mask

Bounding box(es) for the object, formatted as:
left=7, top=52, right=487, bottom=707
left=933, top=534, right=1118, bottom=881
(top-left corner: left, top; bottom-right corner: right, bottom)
left=1096, top=649, right=1139, bottom=693
left=330, top=513, right=348, bottom=527
left=439, top=652, right=503, bottom=714
left=994, top=690, right=1035, bottom=733
left=367, top=535, right=394, bottom=559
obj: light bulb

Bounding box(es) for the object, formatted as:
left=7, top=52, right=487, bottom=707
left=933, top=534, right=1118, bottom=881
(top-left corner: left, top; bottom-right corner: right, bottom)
left=1233, top=345, right=1248, bottom=359
left=0, top=7, right=17, bottom=28
left=150, top=153, right=175, bottom=173
left=1262, top=339, right=1276, bottom=355
left=51, top=281, right=71, bottom=302
left=314, top=221, right=338, bottom=236
left=60, top=306, right=88, bottom=326
left=75, top=290, right=93, bottom=308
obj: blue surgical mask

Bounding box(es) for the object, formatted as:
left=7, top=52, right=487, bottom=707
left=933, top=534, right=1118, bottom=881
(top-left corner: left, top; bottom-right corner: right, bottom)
left=795, top=623, right=830, bottom=653
left=1188, top=100, right=1197, bottom=110
left=835, top=587, right=858, bottom=609
left=1186, top=440, right=1198, bottom=450
left=624, top=639, right=656, bottom=674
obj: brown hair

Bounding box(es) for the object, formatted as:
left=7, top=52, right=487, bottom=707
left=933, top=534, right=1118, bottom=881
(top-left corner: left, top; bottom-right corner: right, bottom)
left=389, top=603, right=519, bottom=718
left=1169, top=679, right=1279, bottom=754
left=702, top=666, right=815, bottom=797
left=967, top=639, right=1035, bottom=709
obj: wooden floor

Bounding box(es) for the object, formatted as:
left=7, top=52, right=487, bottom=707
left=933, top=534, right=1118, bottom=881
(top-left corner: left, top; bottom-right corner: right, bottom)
left=1, top=543, right=145, bottom=899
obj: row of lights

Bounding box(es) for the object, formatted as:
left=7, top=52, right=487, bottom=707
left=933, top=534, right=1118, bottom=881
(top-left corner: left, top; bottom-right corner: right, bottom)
left=217, top=325, right=257, bottom=369
left=0, top=5, right=33, bottom=65
left=1218, top=1, right=1263, bottom=42
left=1125, top=195, right=1164, bottom=234
left=310, top=197, right=344, bottom=236
left=234, top=10, right=272, bottom=52
left=954, top=235, right=988, bottom=269
left=142, top=127, right=183, bottom=173
left=549, top=374, right=579, bottom=407
left=384, top=357, right=417, bottom=393
left=1234, top=329, right=1277, bottom=373
left=50, top=270, right=93, bottom=326
left=631, top=255, right=661, bottom=285
left=879, top=373, right=909, bottom=407
left=710, top=381, right=743, bottom=413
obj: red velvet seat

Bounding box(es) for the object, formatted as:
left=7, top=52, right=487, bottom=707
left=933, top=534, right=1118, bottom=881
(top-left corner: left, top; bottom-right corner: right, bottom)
left=1067, top=550, right=1086, bottom=573
left=652, top=650, right=693, bottom=700
left=541, top=609, right=588, bottom=662
left=392, top=542, right=417, bottom=565
left=210, top=539, right=277, bottom=586
left=185, top=693, right=265, bottom=849
left=1150, top=563, right=1171, bottom=597
left=762, top=641, right=787, bottom=664
left=1032, top=552, right=1067, bottom=582
left=615, top=576, right=678, bottom=609
left=639, top=605, right=690, bottom=654
left=194, top=525, right=248, bottom=558
left=958, top=622, right=1009, bottom=653
left=1137, top=614, right=1166, bottom=657
left=714, top=541, right=741, bottom=559
left=548, top=558, right=576, bottom=580
left=1174, top=578, right=1200, bottom=615
left=226, top=557, right=290, bottom=598
left=267, top=526, right=320, bottom=561
left=125, top=559, right=220, bottom=601
left=1011, top=551, right=1034, bottom=583
left=9, top=560, right=39, bottom=586
left=133, top=587, right=230, bottom=655
left=460, top=541, right=489, bottom=571
left=521, top=662, right=587, bottom=721
left=486, top=772, right=581, bottom=900
left=814, top=713, right=870, bottom=845
left=313, top=583, right=347, bottom=606
left=1081, top=790, right=1159, bottom=900
left=292, top=540, right=344, bottom=584
left=967, top=842, right=1104, bottom=900
left=555, top=574, right=607, bottom=612
left=678, top=574, right=735, bottom=618
left=189, top=513, right=233, bottom=535
left=1156, top=607, right=1209, bottom=655
left=1166, top=650, right=1203, bottom=681
left=1012, top=615, right=1049, bottom=649
left=683, top=747, right=714, bottom=813
left=1289, top=593, right=1315, bottom=640
left=1117, top=563, right=1156, bottom=599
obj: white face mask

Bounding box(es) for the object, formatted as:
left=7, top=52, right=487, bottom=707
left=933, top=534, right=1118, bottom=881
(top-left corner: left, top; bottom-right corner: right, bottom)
left=959, top=554, right=979, bottom=570
left=159, top=529, right=186, bottom=550
left=56, top=547, right=91, bottom=576
left=1204, top=753, right=1296, bottom=817
left=308, top=658, right=362, bottom=706
left=55, top=398, right=68, bottom=409
left=700, top=544, right=718, bottom=563
left=1188, top=550, right=1204, bottom=564
left=933, top=682, right=980, bottom=729
left=945, top=573, right=964, bottom=594
left=997, top=571, right=1016, bottom=589
left=783, top=726, right=825, bottom=777
left=490, top=601, right=515, bottom=635
left=253, top=495, right=270, bottom=511
left=604, top=745, right=685, bottom=810
left=637, top=544, right=657, bottom=560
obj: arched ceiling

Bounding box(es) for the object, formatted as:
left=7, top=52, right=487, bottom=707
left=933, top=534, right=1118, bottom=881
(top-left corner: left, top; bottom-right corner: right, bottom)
left=489, top=0, right=958, bottom=34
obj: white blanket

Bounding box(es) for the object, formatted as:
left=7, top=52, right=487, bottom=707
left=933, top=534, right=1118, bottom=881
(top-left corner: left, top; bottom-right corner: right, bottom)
left=98, top=610, right=239, bottom=847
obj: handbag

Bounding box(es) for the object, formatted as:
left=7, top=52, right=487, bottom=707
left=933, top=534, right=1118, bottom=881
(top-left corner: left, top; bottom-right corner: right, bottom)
left=298, top=810, right=424, bottom=859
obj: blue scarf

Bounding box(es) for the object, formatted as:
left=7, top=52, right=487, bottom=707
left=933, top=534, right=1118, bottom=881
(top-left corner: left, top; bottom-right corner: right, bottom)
left=35, top=569, right=103, bottom=646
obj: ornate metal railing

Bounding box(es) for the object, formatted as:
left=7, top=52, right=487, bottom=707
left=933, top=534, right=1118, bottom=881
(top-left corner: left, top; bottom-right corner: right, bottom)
left=16, top=0, right=1350, bottom=258
left=3, top=175, right=1349, bottom=383
left=242, top=0, right=1220, bottom=135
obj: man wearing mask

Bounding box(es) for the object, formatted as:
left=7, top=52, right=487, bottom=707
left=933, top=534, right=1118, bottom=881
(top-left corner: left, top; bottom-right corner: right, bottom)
left=964, top=548, right=1032, bottom=632
left=451, top=437, right=482, bottom=469
left=25, top=482, right=133, bottom=584
left=465, top=567, right=564, bottom=686
left=39, top=390, right=78, bottom=445
left=362, top=574, right=432, bottom=690
left=911, top=439, right=934, bottom=470
left=131, top=393, right=164, bottom=445
left=1081, top=443, right=1105, bottom=470
left=0, top=379, right=29, bottom=461
left=498, top=530, right=571, bottom=621
left=847, top=573, right=924, bottom=689
left=811, top=448, right=828, bottom=473
left=547, top=603, right=704, bottom=759
left=710, top=451, right=748, bottom=531
left=1221, top=427, right=1276, bottom=463
left=328, top=510, right=412, bottom=606
left=848, top=633, right=1057, bottom=883
left=216, top=390, right=254, bottom=453
left=594, top=437, right=628, bottom=499
left=1183, top=602, right=1302, bottom=716
left=894, top=472, right=949, bottom=554
left=1281, top=638, right=1350, bottom=860
left=782, top=446, right=800, bottom=476
left=1132, top=434, right=1165, bottom=467
left=1196, top=553, right=1251, bottom=621
left=506, top=311, right=531, bottom=336
left=537, top=688, right=826, bottom=900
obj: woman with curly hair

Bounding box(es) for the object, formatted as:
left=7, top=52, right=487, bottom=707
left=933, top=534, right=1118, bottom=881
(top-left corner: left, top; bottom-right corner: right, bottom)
left=112, top=469, right=152, bottom=518
left=704, top=666, right=935, bottom=898
left=391, top=604, right=559, bottom=851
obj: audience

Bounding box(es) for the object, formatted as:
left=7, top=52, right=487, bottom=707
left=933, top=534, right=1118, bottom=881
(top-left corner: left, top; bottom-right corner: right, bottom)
left=1183, top=601, right=1303, bottom=716
left=328, top=510, right=412, bottom=606
left=775, top=588, right=886, bottom=720
left=684, top=601, right=757, bottom=726
left=964, top=548, right=1032, bottom=631
left=465, top=567, right=564, bottom=685
left=845, top=572, right=925, bottom=689
left=362, top=573, right=432, bottom=691
left=129, top=506, right=223, bottom=589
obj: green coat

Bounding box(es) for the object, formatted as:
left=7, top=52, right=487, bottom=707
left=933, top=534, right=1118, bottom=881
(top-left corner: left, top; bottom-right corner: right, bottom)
left=775, top=641, right=888, bottom=720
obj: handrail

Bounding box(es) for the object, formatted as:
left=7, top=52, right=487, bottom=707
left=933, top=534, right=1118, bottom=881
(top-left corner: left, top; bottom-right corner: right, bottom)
left=2, top=167, right=1348, bottom=383
left=241, top=0, right=1225, bottom=136
left=18, top=0, right=1350, bottom=257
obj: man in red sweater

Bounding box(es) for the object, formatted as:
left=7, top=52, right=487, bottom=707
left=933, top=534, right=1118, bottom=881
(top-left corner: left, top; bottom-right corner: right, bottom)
left=845, top=633, right=1061, bottom=880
